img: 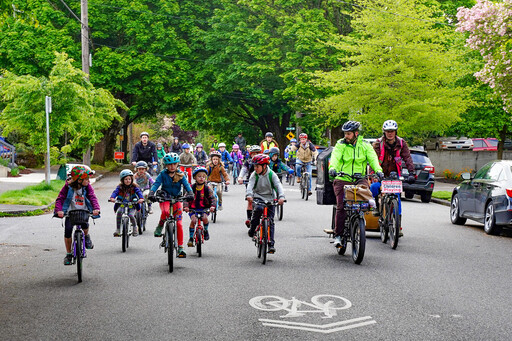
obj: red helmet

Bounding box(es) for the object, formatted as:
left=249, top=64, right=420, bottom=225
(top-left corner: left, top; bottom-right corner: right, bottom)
left=252, top=154, right=270, bottom=165
left=299, top=133, right=308, bottom=139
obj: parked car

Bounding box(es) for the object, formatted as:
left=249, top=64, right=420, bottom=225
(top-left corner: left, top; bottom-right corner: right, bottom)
left=424, top=136, right=473, bottom=150
left=450, top=160, right=512, bottom=235
left=402, top=148, right=435, bottom=203
left=472, top=138, right=498, bottom=151
left=312, top=145, right=327, bottom=177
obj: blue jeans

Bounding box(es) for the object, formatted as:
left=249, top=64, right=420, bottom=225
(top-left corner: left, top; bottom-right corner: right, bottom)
left=295, top=161, right=312, bottom=191
left=370, top=182, right=402, bottom=215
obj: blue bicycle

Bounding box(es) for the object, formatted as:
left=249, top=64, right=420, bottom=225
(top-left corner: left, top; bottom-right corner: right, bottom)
left=209, top=181, right=220, bottom=223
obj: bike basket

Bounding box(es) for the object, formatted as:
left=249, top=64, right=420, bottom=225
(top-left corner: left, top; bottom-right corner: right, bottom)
left=68, top=210, right=90, bottom=225
left=381, top=180, right=402, bottom=194
left=344, top=185, right=372, bottom=201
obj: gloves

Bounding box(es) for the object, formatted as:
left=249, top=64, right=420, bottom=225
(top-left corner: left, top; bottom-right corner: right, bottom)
left=148, top=191, right=156, bottom=202
left=407, top=175, right=416, bottom=184
left=377, top=172, right=385, bottom=181
left=329, top=168, right=337, bottom=178
left=288, top=169, right=294, bottom=175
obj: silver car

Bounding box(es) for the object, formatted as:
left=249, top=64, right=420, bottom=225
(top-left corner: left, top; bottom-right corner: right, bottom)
left=424, top=137, right=473, bottom=150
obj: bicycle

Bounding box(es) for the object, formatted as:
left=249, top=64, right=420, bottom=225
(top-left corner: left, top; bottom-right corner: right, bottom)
left=135, top=192, right=149, bottom=235
left=231, top=161, right=241, bottom=184
left=251, top=198, right=285, bottom=265
left=325, top=172, right=370, bottom=264
left=298, top=163, right=311, bottom=201
left=113, top=198, right=139, bottom=252
left=189, top=209, right=207, bottom=257
left=153, top=191, right=185, bottom=273
left=63, top=210, right=97, bottom=283
left=377, top=172, right=403, bottom=249
left=208, top=181, right=221, bottom=223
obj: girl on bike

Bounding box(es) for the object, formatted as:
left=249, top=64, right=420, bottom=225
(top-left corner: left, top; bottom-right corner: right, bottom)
left=230, top=144, right=244, bottom=180
left=55, top=166, right=100, bottom=265
left=134, top=161, right=155, bottom=214
left=149, top=153, right=194, bottom=258
left=109, top=170, right=144, bottom=237
left=184, top=167, right=217, bottom=247
left=206, top=151, right=230, bottom=211
left=268, top=147, right=294, bottom=182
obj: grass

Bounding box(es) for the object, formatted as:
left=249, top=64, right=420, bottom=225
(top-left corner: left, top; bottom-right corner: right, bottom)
left=432, top=191, right=452, bottom=201
left=0, top=180, right=65, bottom=206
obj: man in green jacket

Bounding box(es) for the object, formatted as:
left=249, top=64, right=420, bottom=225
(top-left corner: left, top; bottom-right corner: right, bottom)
left=328, top=121, right=383, bottom=247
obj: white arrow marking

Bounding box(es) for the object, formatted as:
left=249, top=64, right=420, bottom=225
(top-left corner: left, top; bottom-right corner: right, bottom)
left=259, top=316, right=376, bottom=334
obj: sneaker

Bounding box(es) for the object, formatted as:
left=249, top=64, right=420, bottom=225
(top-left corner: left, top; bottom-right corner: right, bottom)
left=218, top=205, right=223, bottom=211
left=334, top=236, right=342, bottom=247
left=154, top=225, right=163, bottom=237
left=178, top=246, right=187, bottom=258
left=63, top=253, right=73, bottom=265
left=132, top=228, right=138, bottom=237
left=297, top=177, right=301, bottom=183
left=113, top=229, right=121, bottom=237
left=187, top=238, right=194, bottom=247
left=248, top=229, right=255, bottom=238
left=399, top=227, right=403, bottom=238
left=245, top=220, right=251, bottom=228
left=308, top=191, right=312, bottom=196
left=204, top=229, right=209, bottom=241
left=268, top=245, right=276, bottom=254
left=148, top=206, right=153, bottom=214
left=85, top=235, right=94, bottom=249
left=224, top=187, right=229, bottom=192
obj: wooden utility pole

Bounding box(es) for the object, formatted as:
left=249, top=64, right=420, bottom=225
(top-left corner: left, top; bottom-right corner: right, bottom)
left=81, top=0, right=91, bottom=165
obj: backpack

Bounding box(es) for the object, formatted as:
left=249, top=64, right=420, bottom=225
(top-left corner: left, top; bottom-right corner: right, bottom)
left=254, top=169, right=277, bottom=193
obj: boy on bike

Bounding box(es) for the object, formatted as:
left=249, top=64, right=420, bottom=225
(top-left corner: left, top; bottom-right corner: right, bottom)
left=246, top=154, right=285, bottom=254
left=179, top=143, right=197, bottom=183
left=55, top=166, right=100, bottom=265
left=134, top=161, right=155, bottom=214
left=194, top=143, right=208, bottom=166
left=269, top=147, right=294, bottom=182
left=206, top=151, right=230, bottom=210
left=295, top=133, right=318, bottom=196
left=184, top=167, right=217, bottom=247
left=149, top=152, right=194, bottom=258
left=260, top=132, right=278, bottom=152
left=328, top=121, right=383, bottom=247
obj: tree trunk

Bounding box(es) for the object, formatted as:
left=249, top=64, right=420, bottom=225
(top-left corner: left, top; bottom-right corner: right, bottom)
left=330, top=125, right=344, bottom=146
left=92, top=119, right=124, bottom=165
left=497, top=124, right=507, bottom=160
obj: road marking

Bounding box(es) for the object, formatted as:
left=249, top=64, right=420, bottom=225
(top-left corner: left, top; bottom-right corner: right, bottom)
left=250, top=295, right=352, bottom=318
left=259, top=316, right=377, bottom=334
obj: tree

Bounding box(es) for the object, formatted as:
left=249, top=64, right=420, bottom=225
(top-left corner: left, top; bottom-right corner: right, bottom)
left=0, top=53, right=123, bottom=160
left=310, top=0, right=469, bottom=141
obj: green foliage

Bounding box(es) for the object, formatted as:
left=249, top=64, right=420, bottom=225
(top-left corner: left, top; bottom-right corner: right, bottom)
left=0, top=158, right=8, bottom=167
left=0, top=179, right=65, bottom=205
left=432, top=191, right=452, bottom=200
left=10, top=167, right=19, bottom=176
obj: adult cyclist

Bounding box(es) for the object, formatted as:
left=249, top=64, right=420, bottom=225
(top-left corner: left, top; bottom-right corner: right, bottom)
left=370, top=120, right=415, bottom=237
left=131, top=132, right=158, bottom=175
left=328, top=121, right=383, bottom=247
left=295, top=133, right=317, bottom=196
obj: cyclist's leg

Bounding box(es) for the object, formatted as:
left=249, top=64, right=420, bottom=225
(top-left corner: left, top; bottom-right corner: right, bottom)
left=188, top=213, right=197, bottom=246
left=64, top=217, right=73, bottom=253
left=173, top=202, right=184, bottom=247
left=202, top=213, right=210, bottom=240
left=306, top=162, right=313, bottom=191
left=295, top=160, right=303, bottom=180
left=217, top=184, right=224, bottom=209
left=114, top=207, right=123, bottom=235
left=128, top=208, right=137, bottom=235
left=268, top=205, right=276, bottom=246
left=249, top=204, right=263, bottom=236
left=333, top=180, right=349, bottom=236
left=155, top=201, right=170, bottom=236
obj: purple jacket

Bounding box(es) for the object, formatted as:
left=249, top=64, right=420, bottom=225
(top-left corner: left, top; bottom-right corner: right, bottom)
left=55, top=184, right=100, bottom=213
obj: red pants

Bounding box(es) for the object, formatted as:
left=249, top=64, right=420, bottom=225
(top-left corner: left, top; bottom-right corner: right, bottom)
left=159, top=202, right=184, bottom=246
left=180, top=166, right=192, bottom=183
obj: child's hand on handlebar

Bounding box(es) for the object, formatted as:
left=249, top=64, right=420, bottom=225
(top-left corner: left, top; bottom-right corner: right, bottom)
left=278, top=198, right=285, bottom=205
left=137, top=198, right=144, bottom=204
left=57, top=211, right=64, bottom=218
left=246, top=196, right=253, bottom=203
left=109, top=197, right=115, bottom=202
left=210, top=206, right=215, bottom=212
left=92, top=210, right=100, bottom=216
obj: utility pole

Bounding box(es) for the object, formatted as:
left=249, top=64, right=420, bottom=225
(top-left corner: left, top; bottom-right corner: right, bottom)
left=81, top=0, right=91, bottom=166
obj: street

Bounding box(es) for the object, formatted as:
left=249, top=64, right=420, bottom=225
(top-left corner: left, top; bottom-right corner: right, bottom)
left=1, top=174, right=511, bottom=340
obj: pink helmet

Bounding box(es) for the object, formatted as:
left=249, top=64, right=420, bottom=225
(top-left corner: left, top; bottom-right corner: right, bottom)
left=232, top=144, right=239, bottom=149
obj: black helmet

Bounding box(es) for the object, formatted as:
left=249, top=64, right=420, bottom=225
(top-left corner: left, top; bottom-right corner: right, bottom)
left=342, top=121, right=361, bottom=132
left=265, top=132, right=273, bottom=138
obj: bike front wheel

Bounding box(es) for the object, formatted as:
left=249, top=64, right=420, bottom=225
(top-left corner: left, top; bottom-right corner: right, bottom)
left=75, top=231, right=83, bottom=283
left=304, top=174, right=310, bottom=201
left=389, top=198, right=400, bottom=250
left=122, top=218, right=128, bottom=252
left=196, top=229, right=202, bottom=257
left=166, top=222, right=175, bottom=273
left=277, top=203, right=283, bottom=221
left=351, top=216, right=366, bottom=264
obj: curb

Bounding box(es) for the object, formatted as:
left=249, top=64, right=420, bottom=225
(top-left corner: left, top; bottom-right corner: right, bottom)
left=431, top=197, right=450, bottom=207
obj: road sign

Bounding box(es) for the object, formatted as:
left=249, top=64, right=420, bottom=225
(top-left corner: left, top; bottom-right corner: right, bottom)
left=286, top=132, right=295, bottom=140
left=286, top=127, right=295, bottom=131
left=114, top=152, right=125, bottom=160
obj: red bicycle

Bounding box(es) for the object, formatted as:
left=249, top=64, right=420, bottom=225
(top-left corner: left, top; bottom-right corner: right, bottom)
left=252, top=198, right=285, bottom=265
left=189, top=209, right=206, bottom=257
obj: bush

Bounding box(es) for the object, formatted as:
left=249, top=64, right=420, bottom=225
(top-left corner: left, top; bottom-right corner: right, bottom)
left=10, top=167, right=19, bottom=176
left=18, top=165, right=26, bottom=170
left=0, top=158, right=8, bottom=167
left=443, top=169, right=454, bottom=179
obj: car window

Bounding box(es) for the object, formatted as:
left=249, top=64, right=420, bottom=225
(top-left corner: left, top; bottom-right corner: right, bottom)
left=488, top=139, right=498, bottom=147
left=410, top=152, right=430, bottom=164
left=473, top=140, right=484, bottom=148
left=486, top=163, right=504, bottom=181
left=473, top=163, right=492, bottom=180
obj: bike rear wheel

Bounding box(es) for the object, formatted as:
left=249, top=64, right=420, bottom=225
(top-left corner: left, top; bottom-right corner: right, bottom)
left=166, top=222, right=175, bottom=273
left=122, top=218, right=128, bottom=252
left=75, top=230, right=83, bottom=283
left=351, top=216, right=366, bottom=264
left=262, top=220, right=268, bottom=265
left=257, top=226, right=262, bottom=258
left=389, top=198, right=400, bottom=250
left=379, top=200, right=389, bottom=243
left=196, top=229, right=202, bottom=257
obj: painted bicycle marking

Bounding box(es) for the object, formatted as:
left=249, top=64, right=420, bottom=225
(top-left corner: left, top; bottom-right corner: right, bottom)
left=249, top=295, right=352, bottom=318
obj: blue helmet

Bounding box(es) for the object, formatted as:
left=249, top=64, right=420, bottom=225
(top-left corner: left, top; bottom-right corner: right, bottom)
left=269, top=147, right=280, bottom=157
left=120, top=169, right=133, bottom=180
left=192, top=166, right=208, bottom=177
left=163, top=152, right=180, bottom=165
left=182, top=143, right=190, bottom=149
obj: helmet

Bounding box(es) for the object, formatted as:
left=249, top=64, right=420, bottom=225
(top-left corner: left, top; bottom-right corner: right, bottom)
left=120, top=169, right=134, bottom=180
left=163, top=152, right=180, bottom=165
left=232, top=144, right=239, bottom=149
left=382, top=120, right=398, bottom=131
left=249, top=145, right=261, bottom=153
left=252, top=154, right=270, bottom=165
left=182, top=143, right=190, bottom=149
left=192, top=166, right=208, bottom=177
left=269, top=147, right=280, bottom=157
left=290, top=138, right=297, bottom=143
left=299, top=133, right=308, bottom=139
left=140, top=131, right=149, bottom=138
left=196, top=143, right=203, bottom=148
left=263, top=149, right=270, bottom=154
left=136, top=161, right=148, bottom=169
left=70, top=165, right=89, bottom=181
left=218, top=142, right=226, bottom=148
left=157, top=143, right=163, bottom=148
left=265, top=132, right=273, bottom=138
left=210, top=150, right=221, bottom=158
left=342, top=120, right=361, bottom=132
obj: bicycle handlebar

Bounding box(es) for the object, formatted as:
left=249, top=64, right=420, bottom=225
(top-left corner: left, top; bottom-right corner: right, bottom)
left=335, top=171, right=369, bottom=181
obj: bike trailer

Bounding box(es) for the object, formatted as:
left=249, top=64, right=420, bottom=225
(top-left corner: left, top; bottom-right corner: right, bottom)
left=315, top=147, right=337, bottom=205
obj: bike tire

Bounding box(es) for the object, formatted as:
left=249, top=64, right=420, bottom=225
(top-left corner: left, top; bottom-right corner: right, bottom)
left=278, top=203, right=283, bottom=221
left=379, top=200, right=389, bottom=244
left=351, top=216, right=366, bottom=264
left=257, top=226, right=262, bottom=258
left=389, top=198, right=400, bottom=250
left=167, top=222, right=174, bottom=273
left=75, top=230, right=83, bottom=283
left=262, top=220, right=268, bottom=265
left=212, top=210, right=217, bottom=223
left=291, top=174, right=295, bottom=186
left=301, top=180, right=306, bottom=199
left=122, top=218, right=128, bottom=252
left=196, top=230, right=202, bottom=257
left=305, top=174, right=310, bottom=201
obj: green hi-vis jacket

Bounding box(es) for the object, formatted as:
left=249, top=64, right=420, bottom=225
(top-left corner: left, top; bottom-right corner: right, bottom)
left=329, top=135, right=382, bottom=182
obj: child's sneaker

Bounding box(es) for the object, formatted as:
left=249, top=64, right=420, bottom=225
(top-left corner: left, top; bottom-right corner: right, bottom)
left=132, top=228, right=138, bottom=237
left=218, top=204, right=223, bottom=211
left=245, top=220, right=251, bottom=228
left=187, top=238, right=194, bottom=247
left=113, top=229, right=121, bottom=237
left=85, top=235, right=94, bottom=249
left=63, top=253, right=73, bottom=265
left=268, top=245, right=276, bottom=254
left=154, top=224, right=163, bottom=237
left=148, top=206, right=153, bottom=214
left=178, top=246, right=187, bottom=258
left=204, top=229, right=210, bottom=241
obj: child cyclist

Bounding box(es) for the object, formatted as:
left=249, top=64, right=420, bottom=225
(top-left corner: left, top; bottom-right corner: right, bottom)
left=179, top=143, right=197, bottom=183
left=218, top=142, right=233, bottom=192
left=55, top=166, right=100, bottom=265
left=238, top=145, right=262, bottom=227
left=134, top=161, right=155, bottom=214
left=246, top=154, right=285, bottom=254
left=149, top=152, right=194, bottom=258
left=268, top=147, right=294, bottom=182
left=230, top=144, right=244, bottom=181
left=206, top=150, right=230, bottom=211
left=109, top=170, right=145, bottom=237
left=184, top=167, right=217, bottom=247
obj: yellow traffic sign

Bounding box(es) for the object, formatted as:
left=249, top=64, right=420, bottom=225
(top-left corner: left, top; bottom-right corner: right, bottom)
left=286, top=132, right=295, bottom=140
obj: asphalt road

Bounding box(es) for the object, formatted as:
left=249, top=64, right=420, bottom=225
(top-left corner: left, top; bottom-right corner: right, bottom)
left=1, top=174, right=511, bottom=340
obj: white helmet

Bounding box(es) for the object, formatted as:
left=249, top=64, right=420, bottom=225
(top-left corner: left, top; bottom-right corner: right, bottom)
left=382, top=120, right=398, bottom=131
left=218, top=142, right=226, bottom=148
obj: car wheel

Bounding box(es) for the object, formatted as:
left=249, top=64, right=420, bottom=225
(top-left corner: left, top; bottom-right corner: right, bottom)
left=435, top=143, right=440, bottom=151
left=450, top=194, right=466, bottom=225
left=420, top=192, right=431, bottom=203
left=404, top=191, right=414, bottom=199
left=483, top=201, right=501, bottom=235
